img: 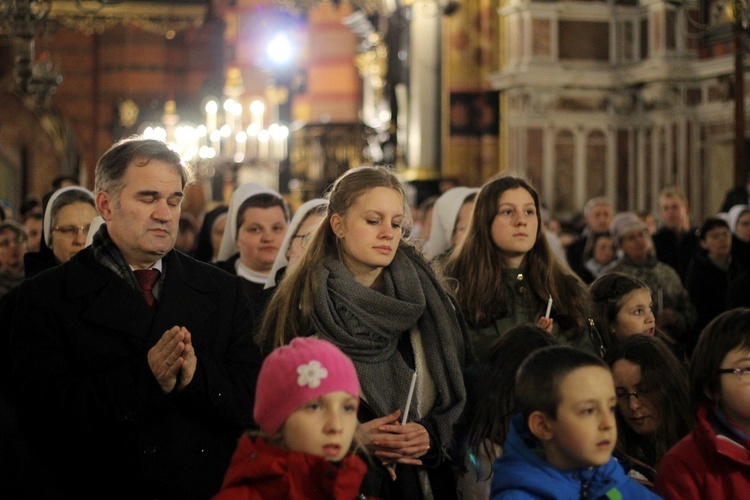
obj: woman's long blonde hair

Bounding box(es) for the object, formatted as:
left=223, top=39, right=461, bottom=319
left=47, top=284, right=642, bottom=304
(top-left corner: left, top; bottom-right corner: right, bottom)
left=256, top=166, right=409, bottom=354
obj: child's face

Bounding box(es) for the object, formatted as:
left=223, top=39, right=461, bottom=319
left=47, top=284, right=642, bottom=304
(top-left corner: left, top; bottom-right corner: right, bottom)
left=717, top=347, right=750, bottom=435
left=281, top=391, right=359, bottom=461
left=490, top=187, right=538, bottom=268
left=611, top=359, right=660, bottom=436
left=592, top=236, right=614, bottom=265
left=540, top=366, right=617, bottom=470
left=699, top=226, right=732, bottom=260
left=612, top=289, right=655, bottom=340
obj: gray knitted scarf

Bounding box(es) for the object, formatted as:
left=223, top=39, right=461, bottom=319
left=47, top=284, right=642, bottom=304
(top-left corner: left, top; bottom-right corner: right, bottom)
left=311, top=246, right=467, bottom=453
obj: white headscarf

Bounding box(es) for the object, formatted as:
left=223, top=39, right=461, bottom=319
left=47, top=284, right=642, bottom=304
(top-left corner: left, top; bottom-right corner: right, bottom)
left=85, top=216, right=105, bottom=247
left=422, top=186, right=479, bottom=259
left=217, top=183, right=284, bottom=262
left=727, top=204, right=750, bottom=234
left=265, top=198, right=328, bottom=289
left=43, top=186, right=96, bottom=246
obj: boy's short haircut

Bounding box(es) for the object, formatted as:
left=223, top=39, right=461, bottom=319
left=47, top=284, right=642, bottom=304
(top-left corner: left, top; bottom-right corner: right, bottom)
left=516, top=345, right=608, bottom=420
left=691, top=308, right=750, bottom=407
left=698, top=217, right=730, bottom=240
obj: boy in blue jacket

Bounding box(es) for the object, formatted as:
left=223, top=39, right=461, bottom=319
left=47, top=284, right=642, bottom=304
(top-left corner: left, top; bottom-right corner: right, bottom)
left=491, top=346, right=660, bottom=499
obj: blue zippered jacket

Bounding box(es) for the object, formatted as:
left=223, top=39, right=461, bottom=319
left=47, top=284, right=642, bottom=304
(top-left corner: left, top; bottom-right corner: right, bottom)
left=491, top=414, right=662, bottom=499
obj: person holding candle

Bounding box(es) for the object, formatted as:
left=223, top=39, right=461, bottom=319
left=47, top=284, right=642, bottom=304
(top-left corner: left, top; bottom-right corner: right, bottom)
left=442, top=175, right=603, bottom=362
left=257, top=166, right=471, bottom=499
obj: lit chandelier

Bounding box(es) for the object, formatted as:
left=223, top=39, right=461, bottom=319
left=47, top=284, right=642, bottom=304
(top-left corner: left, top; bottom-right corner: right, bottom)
left=273, top=0, right=385, bottom=16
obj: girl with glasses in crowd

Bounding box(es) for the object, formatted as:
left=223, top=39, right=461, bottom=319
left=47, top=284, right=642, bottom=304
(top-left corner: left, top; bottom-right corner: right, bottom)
left=605, top=334, right=691, bottom=487
left=655, top=308, right=750, bottom=498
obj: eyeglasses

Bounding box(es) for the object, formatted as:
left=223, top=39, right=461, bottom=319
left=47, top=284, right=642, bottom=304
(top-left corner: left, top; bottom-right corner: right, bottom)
left=615, top=388, right=651, bottom=402
left=0, top=234, right=27, bottom=247
left=620, top=229, right=648, bottom=242
left=292, top=232, right=313, bottom=248
left=718, top=367, right=750, bottom=382
left=53, top=225, right=91, bottom=237
left=705, top=230, right=731, bottom=239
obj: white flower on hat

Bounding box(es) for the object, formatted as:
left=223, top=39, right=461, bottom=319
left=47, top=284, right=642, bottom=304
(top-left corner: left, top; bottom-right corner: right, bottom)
left=297, top=360, right=328, bottom=388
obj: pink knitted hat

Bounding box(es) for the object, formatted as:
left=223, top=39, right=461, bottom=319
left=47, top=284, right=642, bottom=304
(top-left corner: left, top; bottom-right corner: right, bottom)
left=254, top=337, right=360, bottom=436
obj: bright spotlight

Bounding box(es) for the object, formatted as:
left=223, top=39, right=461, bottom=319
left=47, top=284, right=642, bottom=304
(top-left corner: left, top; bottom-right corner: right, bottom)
left=267, top=33, right=293, bottom=66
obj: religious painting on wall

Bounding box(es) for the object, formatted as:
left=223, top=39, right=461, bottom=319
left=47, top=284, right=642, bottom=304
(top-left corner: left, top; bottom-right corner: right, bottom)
left=449, top=91, right=499, bottom=137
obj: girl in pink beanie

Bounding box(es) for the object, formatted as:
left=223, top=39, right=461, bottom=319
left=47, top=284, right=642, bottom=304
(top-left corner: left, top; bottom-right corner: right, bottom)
left=213, top=337, right=368, bottom=499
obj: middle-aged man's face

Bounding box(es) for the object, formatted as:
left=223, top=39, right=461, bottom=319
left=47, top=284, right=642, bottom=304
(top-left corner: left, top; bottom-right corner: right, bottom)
left=658, top=195, right=688, bottom=231
left=586, top=204, right=612, bottom=234
left=97, top=159, right=184, bottom=269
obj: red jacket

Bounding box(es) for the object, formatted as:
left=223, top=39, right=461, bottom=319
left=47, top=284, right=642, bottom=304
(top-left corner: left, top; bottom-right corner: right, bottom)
left=654, top=403, right=750, bottom=499
left=213, top=435, right=368, bottom=500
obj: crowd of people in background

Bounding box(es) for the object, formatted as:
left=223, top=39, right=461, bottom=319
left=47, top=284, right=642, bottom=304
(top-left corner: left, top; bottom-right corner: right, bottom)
left=2, top=135, right=750, bottom=499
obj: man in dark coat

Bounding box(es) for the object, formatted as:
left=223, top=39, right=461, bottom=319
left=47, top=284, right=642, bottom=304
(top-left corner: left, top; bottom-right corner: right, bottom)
left=566, top=196, right=612, bottom=280
left=10, top=138, right=262, bottom=499
left=652, top=186, right=699, bottom=283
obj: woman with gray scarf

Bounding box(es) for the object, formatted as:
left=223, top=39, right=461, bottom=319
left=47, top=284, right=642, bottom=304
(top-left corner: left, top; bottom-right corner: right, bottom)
left=258, top=166, right=471, bottom=499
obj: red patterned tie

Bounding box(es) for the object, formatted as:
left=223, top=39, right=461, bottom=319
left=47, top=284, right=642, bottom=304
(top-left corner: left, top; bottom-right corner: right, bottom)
left=134, top=269, right=160, bottom=309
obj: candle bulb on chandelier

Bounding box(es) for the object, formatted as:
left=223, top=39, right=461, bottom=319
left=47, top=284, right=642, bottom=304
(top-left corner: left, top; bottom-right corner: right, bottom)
left=205, top=100, right=218, bottom=132
left=249, top=100, right=265, bottom=130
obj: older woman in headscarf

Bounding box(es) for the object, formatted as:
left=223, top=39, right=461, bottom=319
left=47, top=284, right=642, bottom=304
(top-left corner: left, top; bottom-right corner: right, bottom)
left=265, top=198, right=328, bottom=290
left=726, top=204, right=750, bottom=270
left=24, top=186, right=97, bottom=278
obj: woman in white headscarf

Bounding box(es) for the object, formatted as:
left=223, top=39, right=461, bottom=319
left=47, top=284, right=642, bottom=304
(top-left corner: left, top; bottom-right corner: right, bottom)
left=265, top=198, right=328, bottom=289
left=421, top=186, right=479, bottom=262
left=727, top=204, right=750, bottom=270
left=216, top=183, right=289, bottom=308
left=25, top=186, right=97, bottom=277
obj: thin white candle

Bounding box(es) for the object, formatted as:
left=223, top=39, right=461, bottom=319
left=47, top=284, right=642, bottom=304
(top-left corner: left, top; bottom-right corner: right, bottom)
left=402, top=372, right=418, bottom=425
left=258, top=129, right=270, bottom=160
left=205, top=100, right=218, bottom=132
left=545, top=295, right=553, bottom=319
left=249, top=100, right=265, bottom=129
